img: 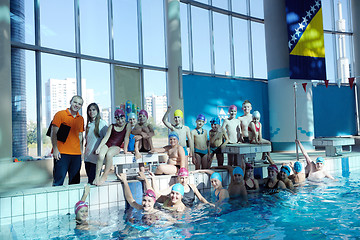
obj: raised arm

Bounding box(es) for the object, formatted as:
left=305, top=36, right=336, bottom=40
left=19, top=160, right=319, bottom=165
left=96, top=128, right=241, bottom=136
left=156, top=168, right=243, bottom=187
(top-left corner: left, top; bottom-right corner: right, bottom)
left=117, top=173, right=142, bottom=210
left=162, top=106, right=175, bottom=131
left=80, top=184, right=90, bottom=202
left=295, top=139, right=312, bottom=165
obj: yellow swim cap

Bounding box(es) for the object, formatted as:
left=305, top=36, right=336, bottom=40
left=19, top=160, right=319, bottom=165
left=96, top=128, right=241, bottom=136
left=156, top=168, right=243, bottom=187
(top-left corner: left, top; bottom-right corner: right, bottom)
left=174, top=109, right=184, bottom=118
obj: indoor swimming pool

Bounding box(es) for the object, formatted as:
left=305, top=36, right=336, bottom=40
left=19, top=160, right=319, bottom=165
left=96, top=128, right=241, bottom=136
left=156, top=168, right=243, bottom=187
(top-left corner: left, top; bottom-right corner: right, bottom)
left=7, top=169, right=360, bottom=240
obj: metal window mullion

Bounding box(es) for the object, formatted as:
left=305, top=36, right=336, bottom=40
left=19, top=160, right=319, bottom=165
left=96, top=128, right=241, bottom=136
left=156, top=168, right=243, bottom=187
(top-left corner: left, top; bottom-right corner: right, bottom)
left=248, top=20, right=254, bottom=78
left=138, top=0, right=144, bottom=107
left=332, top=33, right=338, bottom=82
left=74, top=0, right=82, bottom=98
left=229, top=0, right=235, bottom=77
left=209, top=9, right=215, bottom=74
left=34, top=0, right=42, bottom=156
left=188, top=4, right=194, bottom=72
left=108, top=0, right=115, bottom=117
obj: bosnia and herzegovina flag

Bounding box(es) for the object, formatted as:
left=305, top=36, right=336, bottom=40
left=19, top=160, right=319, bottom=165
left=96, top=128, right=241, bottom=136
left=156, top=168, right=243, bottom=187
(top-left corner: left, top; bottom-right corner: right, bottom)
left=286, top=0, right=326, bottom=80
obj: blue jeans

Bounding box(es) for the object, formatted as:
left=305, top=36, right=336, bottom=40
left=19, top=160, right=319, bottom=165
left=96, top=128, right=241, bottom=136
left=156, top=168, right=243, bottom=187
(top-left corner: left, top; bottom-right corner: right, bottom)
left=85, top=161, right=96, bottom=184
left=53, top=154, right=81, bottom=186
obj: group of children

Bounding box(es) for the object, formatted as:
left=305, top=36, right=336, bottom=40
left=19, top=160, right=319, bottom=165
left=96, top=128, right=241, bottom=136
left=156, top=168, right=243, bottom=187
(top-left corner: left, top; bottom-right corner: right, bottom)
left=73, top=99, right=338, bottom=231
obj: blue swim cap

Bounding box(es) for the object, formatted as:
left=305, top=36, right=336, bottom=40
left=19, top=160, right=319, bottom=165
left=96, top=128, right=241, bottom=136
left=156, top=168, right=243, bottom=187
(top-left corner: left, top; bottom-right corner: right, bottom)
left=128, top=112, right=137, bottom=119
left=196, top=114, right=206, bottom=122
left=210, top=172, right=222, bottom=182
left=210, top=117, right=220, bottom=125
left=172, top=183, right=184, bottom=196
left=168, top=131, right=179, bottom=141
left=316, top=157, right=325, bottom=164
left=294, top=161, right=302, bottom=173
left=280, top=166, right=291, bottom=176
left=232, top=167, right=244, bottom=176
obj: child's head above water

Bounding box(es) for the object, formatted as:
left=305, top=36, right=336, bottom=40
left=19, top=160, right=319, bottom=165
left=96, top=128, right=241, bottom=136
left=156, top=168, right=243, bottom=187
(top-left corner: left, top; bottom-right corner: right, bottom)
left=75, top=201, right=89, bottom=223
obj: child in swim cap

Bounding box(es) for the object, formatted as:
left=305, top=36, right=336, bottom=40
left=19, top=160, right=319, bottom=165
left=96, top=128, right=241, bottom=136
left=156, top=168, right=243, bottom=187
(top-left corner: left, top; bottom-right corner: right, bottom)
left=191, top=114, right=209, bottom=170
left=75, top=185, right=90, bottom=229
left=163, top=183, right=186, bottom=211
left=210, top=172, right=229, bottom=203
left=289, top=161, right=306, bottom=185
left=279, top=165, right=294, bottom=190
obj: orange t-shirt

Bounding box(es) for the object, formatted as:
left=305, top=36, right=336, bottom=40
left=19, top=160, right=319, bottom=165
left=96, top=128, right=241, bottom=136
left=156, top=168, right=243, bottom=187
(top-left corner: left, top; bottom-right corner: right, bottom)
left=52, top=109, right=84, bottom=155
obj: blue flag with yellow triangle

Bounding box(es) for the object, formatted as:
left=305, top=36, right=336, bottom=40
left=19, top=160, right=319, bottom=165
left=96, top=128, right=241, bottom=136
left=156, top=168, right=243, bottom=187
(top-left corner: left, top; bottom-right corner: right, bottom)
left=286, top=0, right=326, bottom=80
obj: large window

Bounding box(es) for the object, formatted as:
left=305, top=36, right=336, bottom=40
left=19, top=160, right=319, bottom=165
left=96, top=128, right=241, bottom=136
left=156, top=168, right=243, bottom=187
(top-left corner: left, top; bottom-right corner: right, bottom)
left=10, top=0, right=168, bottom=157
left=213, top=13, right=231, bottom=75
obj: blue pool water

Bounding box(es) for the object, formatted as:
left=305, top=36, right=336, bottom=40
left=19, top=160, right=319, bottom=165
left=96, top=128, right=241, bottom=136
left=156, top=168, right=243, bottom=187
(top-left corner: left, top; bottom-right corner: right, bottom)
left=9, top=170, right=360, bottom=239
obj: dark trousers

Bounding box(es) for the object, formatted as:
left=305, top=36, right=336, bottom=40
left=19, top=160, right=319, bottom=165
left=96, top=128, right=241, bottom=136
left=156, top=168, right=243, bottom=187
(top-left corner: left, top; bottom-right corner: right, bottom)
left=53, top=154, right=81, bottom=186
left=85, top=161, right=97, bottom=184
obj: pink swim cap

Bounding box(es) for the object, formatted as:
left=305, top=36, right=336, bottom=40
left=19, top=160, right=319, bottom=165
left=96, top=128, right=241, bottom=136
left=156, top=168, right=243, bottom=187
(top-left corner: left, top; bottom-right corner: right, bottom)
left=228, top=105, right=237, bottom=112
left=74, top=201, right=88, bottom=215
left=139, top=109, right=148, bottom=119
left=178, top=167, right=189, bottom=177
left=143, top=189, right=156, bottom=202
left=114, top=109, right=125, bottom=117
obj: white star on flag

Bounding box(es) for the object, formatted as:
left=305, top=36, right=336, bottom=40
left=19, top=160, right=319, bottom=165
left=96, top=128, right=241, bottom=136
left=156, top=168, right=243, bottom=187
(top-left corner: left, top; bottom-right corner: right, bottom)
left=302, top=16, right=308, bottom=25
left=291, top=34, right=297, bottom=42
left=306, top=10, right=312, bottom=18
left=298, top=22, right=305, bottom=30
left=315, top=1, right=321, bottom=8
left=310, top=5, right=316, bottom=13
left=288, top=41, right=293, bottom=49
left=295, top=28, right=301, bottom=37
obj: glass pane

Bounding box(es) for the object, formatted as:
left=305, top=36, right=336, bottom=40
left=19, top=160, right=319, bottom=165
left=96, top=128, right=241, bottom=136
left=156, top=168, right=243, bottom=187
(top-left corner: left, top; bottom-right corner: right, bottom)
left=212, top=0, right=228, bottom=10
left=142, top=0, right=165, bottom=67
left=321, top=0, right=333, bottom=31
left=334, top=0, right=351, bottom=32
left=191, top=6, right=211, bottom=73
left=251, top=22, right=267, bottom=79
left=213, top=13, right=231, bottom=75
left=113, top=0, right=139, bottom=63
left=40, top=0, right=75, bottom=52
left=41, top=53, right=77, bottom=156
left=324, top=33, right=335, bottom=82
left=233, top=18, right=250, bottom=77
left=10, top=0, right=35, bottom=44
left=250, top=0, right=264, bottom=19
left=11, top=49, right=36, bottom=157
left=180, top=3, right=189, bottom=71
left=79, top=0, right=109, bottom=58
left=232, top=0, right=247, bottom=14
left=335, top=34, right=352, bottom=83
left=143, top=70, right=168, bottom=147
left=81, top=60, right=111, bottom=125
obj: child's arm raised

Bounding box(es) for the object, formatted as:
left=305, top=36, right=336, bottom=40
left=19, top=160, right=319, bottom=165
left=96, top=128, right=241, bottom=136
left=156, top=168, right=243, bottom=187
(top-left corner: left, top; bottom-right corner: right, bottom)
left=162, top=106, right=175, bottom=131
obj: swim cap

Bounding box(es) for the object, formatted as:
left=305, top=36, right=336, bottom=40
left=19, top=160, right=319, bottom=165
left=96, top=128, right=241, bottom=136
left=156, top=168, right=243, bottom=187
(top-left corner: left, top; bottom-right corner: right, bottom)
left=316, top=157, right=325, bottom=164
left=114, top=109, right=125, bottom=117
left=245, top=163, right=254, bottom=170
left=196, top=114, right=206, bottom=122
left=174, top=109, right=184, bottom=118
left=210, top=117, right=220, bottom=125
left=228, top=105, right=237, bottom=112
left=168, top=131, right=179, bottom=141
left=233, top=167, right=244, bottom=176
left=178, top=167, right=189, bottom=177
left=172, top=183, right=184, bottom=196
left=210, top=172, right=222, bottom=182
left=280, top=166, right=291, bottom=176
left=267, top=164, right=279, bottom=173
left=74, top=201, right=88, bottom=215
left=143, top=189, right=156, bottom=202
left=128, top=112, right=137, bottom=119
left=252, top=111, right=260, bottom=119
left=294, top=161, right=303, bottom=173
left=139, top=109, right=148, bottom=119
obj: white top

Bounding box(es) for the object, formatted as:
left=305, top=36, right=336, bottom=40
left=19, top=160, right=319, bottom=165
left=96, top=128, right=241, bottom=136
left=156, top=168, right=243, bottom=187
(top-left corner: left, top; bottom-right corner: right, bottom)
left=84, top=119, right=108, bottom=164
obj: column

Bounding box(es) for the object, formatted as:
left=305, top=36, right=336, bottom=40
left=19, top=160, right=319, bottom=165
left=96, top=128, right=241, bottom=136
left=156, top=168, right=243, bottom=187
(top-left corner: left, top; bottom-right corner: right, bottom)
left=264, top=0, right=315, bottom=151
left=165, top=0, right=184, bottom=111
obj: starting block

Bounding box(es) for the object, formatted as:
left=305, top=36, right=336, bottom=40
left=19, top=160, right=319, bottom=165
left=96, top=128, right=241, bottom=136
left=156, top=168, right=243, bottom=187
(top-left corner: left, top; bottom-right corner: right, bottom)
left=222, top=143, right=272, bottom=162
left=113, top=153, right=163, bottom=176
left=312, top=137, right=355, bottom=157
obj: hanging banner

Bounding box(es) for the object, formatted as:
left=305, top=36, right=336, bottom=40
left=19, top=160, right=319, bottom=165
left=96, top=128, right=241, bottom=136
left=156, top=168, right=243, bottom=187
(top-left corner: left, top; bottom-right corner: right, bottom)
left=349, top=77, right=355, bottom=89
left=286, top=0, right=326, bottom=80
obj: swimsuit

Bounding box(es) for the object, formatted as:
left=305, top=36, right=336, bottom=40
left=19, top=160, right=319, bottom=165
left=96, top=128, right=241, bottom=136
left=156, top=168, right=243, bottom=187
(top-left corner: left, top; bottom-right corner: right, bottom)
left=212, top=190, right=220, bottom=202
left=245, top=178, right=257, bottom=190
left=210, top=146, right=222, bottom=154
left=194, top=148, right=208, bottom=158
left=105, top=124, right=127, bottom=147
left=264, top=179, right=280, bottom=195
left=182, top=185, right=195, bottom=207
left=243, top=137, right=250, bottom=143
left=248, top=123, right=260, bottom=132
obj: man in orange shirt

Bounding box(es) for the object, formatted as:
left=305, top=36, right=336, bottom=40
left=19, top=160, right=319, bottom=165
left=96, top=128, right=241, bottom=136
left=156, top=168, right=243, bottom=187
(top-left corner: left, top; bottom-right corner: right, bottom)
left=51, top=95, right=84, bottom=186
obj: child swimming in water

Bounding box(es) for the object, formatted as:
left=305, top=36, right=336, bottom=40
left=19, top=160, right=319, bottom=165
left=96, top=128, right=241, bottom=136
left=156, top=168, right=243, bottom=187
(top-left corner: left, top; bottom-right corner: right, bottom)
left=289, top=161, right=306, bottom=185
left=278, top=165, right=294, bottom=190
left=75, top=185, right=90, bottom=230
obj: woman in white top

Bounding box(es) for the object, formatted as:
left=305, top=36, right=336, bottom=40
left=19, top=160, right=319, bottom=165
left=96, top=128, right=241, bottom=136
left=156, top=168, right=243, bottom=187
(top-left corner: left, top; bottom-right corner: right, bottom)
left=84, top=103, right=108, bottom=184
